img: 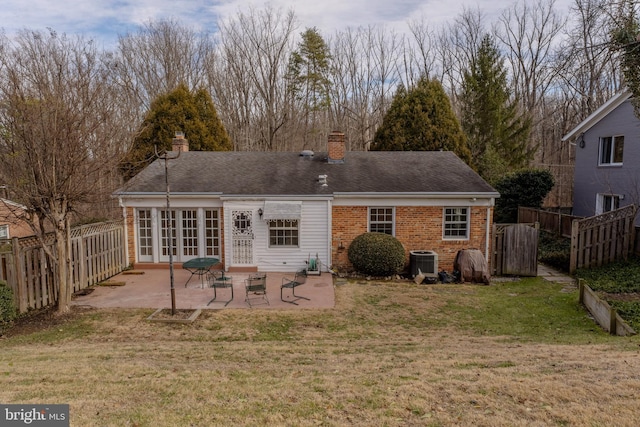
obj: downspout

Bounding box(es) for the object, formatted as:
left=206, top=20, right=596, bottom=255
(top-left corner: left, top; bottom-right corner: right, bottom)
left=485, top=206, right=491, bottom=263
left=327, top=199, right=332, bottom=272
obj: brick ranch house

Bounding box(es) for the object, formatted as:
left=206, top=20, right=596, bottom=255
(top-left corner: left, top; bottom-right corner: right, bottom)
left=0, top=198, right=34, bottom=240
left=114, top=132, right=499, bottom=274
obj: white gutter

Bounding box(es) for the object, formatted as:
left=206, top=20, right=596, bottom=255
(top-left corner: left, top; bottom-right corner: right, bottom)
left=327, top=199, right=333, bottom=271
left=333, top=192, right=500, bottom=198
left=485, top=206, right=491, bottom=263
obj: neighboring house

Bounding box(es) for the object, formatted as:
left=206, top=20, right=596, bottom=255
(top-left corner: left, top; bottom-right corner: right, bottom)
left=115, top=132, right=499, bottom=273
left=562, top=90, right=640, bottom=224
left=0, top=198, right=33, bottom=240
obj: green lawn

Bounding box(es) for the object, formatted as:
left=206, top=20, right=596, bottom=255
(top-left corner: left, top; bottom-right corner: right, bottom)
left=2, top=277, right=639, bottom=426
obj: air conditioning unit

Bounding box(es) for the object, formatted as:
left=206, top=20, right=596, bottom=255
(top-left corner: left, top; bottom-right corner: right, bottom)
left=410, top=250, right=438, bottom=277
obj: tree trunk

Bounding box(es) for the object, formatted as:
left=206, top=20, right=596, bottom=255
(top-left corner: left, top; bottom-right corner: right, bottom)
left=55, top=226, right=70, bottom=314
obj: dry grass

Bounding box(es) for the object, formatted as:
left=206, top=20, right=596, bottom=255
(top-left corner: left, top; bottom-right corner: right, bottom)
left=2, top=279, right=640, bottom=426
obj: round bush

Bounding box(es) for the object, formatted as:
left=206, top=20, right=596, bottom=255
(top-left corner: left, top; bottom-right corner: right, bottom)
left=347, top=232, right=406, bottom=276
left=0, top=279, right=17, bottom=327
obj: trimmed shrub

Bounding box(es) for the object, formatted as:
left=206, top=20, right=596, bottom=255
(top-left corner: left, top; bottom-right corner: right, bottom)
left=0, top=279, right=17, bottom=330
left=494, top=169, right=554, bottom=223
left=348, top=232, right=406, bottom=276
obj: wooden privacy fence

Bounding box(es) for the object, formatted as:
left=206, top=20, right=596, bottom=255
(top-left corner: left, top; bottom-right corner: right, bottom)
left=570, top=205, right=637, bottom=274
left=0, top=220, right=127, bottom=313
left=578, top=279, right=636, bottom=336
left=518, top=207, right=582, bottom=237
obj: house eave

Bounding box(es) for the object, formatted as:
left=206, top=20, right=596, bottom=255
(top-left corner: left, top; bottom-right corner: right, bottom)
left=562, top=89, right=632, bottom=142
left=333, top=192, right=500, bottom=199
left=114, top=192, right=223, bottom=198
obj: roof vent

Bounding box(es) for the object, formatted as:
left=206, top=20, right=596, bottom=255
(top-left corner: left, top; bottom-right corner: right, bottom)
left=300, top=150, right=314, bottom=159
left=318, top=174, right=328, bottom=186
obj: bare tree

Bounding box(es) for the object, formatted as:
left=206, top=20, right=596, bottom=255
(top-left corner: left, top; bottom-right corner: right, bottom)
left=559, top=0, right=621, bottom=122
left=213, top=5, right=297, bottom=151
left=327, top=25, right=403, bottom=150
left=496, top=0, right=565, bottom=113
left=113, top=18, right=216, bottom=115
left=0, top=30, right=136, bottom=313
left=403, top=17, right=437, bottom=87
left=435, top=7, right=487, bottom=101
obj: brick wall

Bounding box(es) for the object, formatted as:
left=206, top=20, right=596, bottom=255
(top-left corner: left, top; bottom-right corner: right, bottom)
left=126, top=207, right=136, bottom=265
left=331, top=205, right=493, bottom=273
left=328, top=131, right=345, bottom=163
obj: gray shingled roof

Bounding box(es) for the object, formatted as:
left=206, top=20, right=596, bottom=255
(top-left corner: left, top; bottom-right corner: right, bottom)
left=116, top=151, right=498, bottom=196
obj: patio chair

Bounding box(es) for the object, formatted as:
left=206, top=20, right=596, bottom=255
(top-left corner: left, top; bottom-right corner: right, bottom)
left=281, top=269, right=309, bottom=305
left=206, top=270, right=234, bottom=306
left=245, top=273, right=269, bottom=307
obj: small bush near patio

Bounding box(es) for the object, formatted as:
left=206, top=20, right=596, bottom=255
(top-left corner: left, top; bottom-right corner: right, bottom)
left=538, top=231, right=571, bottom=272
left=576, top=255, right=640, bottom=331
left=0, top=279, right=17, bottom=333
left=348, top=232, right=405, bottom=276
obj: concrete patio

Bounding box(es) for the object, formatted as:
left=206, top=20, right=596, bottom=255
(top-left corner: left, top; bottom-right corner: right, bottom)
left=72, top=268, right=335, bottom=310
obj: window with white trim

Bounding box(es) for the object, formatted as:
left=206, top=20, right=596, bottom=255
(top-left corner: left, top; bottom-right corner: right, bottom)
left=443, top=207, right=469, bottom=239
left=369, top=207, right=394, bottom=235
left=0, top=224, right=8, bottom=240
left=599, top=136, right=624, bottom=165
left=268, top=219, right=299, bottom=247
left=596, top=194, right=621, bottom=215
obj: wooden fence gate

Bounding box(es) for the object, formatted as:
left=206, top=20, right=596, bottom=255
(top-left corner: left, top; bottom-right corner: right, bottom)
left=492, top=223, right=539, bottom=277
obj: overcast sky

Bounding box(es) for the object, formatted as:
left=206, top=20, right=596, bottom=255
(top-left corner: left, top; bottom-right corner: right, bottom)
left=1, top=0, right=575, bottom=47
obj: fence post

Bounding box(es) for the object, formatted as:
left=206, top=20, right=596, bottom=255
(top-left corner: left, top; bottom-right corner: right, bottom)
left=570, top=219, right=579, bottom=274
left=11, top=237, right=27, bottom=313
left=578, top=279, right=584, bottom=304
left=609, top=308, right=617, bottom=335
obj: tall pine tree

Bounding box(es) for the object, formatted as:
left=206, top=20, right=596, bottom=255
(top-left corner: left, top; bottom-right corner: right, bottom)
left=287, top=27, right=332, bottom=148
left=370, top=77, right=471, bottom=165
left=122, top=83, right=232, bottom=179
left=459, top=34, right=532, bottom=183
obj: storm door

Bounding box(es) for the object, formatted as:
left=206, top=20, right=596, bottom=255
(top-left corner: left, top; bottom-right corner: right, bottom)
left=231, top=210, right=254, bottom=265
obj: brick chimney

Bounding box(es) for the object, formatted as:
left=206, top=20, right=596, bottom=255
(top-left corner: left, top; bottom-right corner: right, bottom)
left=172, top=131, right=189, bottom=152
left=327, top=131, right=345, bottom=164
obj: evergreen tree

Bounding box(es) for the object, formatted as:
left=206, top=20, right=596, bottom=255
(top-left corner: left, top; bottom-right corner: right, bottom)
left=612, top=2, right=640, bottom=116
left=287, top=27, right=332, bottom=148
left=122, top=83, right=232, bottom=179
left=494, top=169, right=554, bottom=223
left=370, top=77, right=471, bottom=164
left=288, top=27, right=331, bottom=110
left=459, top=34, right=532, bottom=183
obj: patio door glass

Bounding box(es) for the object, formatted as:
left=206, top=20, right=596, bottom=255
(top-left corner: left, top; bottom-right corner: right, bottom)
left=181, top=209, right=198, bottom=257
left=137, top=209, right=153, bottom=262
left=160, top=210, right=177, bottom=261
left=232, top=210, right=253, bottom=265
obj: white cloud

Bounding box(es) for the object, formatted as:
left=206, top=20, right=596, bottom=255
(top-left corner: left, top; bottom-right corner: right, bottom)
left=0, top=0, right=576, bottom=46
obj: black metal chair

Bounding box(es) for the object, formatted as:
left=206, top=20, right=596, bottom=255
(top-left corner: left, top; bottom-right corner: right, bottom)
left=206, top=270, right=234, bottom=306
left=245, top=273, right=268, bottom=307
left=281, top=269, right=309, bottom=305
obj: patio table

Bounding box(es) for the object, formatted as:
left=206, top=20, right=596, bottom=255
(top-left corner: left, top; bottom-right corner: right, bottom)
left=182, top=257, right=220, bottom=288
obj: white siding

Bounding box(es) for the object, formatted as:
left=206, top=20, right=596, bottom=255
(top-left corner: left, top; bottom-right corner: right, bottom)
left=252, top=200, right=330, bottom=273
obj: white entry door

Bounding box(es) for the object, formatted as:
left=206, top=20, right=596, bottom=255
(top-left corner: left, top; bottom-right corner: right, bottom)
left=232, top=210, right=254, bottom=265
